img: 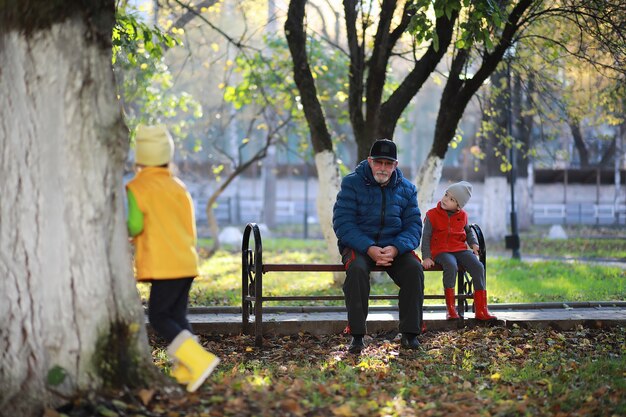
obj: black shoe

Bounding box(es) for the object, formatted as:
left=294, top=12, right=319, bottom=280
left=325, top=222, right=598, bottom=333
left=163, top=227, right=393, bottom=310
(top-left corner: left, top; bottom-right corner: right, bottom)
left=400, top=333, right=420, bottom=350
left=348, top=335, right=365, bottom=354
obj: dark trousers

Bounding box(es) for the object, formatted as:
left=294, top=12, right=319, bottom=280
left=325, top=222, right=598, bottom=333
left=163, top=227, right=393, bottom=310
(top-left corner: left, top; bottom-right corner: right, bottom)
left=148, top=277, right=194, bottom=344
left=341, top=249, right=424, bottom=335
left=435, top=251, right=485, bottom=290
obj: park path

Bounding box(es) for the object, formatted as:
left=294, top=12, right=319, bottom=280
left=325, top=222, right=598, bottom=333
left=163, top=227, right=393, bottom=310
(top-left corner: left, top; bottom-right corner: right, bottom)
left=181, top=302, right=626, bottom=337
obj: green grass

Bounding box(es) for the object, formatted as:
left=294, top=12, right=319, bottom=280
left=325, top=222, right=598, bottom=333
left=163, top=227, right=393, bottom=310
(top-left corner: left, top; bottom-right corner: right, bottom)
left=136, top=237, right=626, bottom=307
left=487, top=224, right=626, bottom=258
left=487, top=258, right=626, bottom=303
left=490, top=237, right=626, bottom=259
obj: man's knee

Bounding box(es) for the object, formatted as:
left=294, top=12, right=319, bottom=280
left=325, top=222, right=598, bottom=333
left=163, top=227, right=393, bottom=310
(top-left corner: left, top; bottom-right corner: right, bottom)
left=400, top=264, right=425, bottom=287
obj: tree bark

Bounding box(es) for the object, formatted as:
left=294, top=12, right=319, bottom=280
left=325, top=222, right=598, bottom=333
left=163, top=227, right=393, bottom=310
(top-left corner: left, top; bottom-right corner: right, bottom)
left=286, top=0, right=341, bottom=277
left=0, top=3, right=158, bottom=416
left=516, top=72, right=534, bottom=230
left=568, top=117, right=590, bottom=167
left=415, top=154, right=444, bottom=211
left=285, top=0, right=334, bottom=155
left=314, top=151, right=343, bottom=284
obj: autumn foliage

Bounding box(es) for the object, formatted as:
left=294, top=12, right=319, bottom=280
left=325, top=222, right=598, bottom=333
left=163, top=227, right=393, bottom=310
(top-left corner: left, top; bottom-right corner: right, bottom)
left=56, top=325, right=624, bottom=416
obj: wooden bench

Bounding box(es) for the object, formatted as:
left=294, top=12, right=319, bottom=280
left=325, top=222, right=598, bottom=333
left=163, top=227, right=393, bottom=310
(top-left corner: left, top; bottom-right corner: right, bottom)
left=242, top=222, right=487, bottom=346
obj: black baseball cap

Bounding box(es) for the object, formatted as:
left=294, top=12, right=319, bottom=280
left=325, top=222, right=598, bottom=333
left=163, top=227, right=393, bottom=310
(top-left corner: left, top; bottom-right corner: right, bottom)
left=369, top=139, right=397, bottom=161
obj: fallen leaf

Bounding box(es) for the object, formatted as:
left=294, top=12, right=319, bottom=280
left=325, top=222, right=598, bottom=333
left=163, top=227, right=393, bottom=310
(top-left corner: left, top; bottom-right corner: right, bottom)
left=280, top=398, right=301, bottom=414
left=331, top=404, right=355, bottom=417
left=138, top=388, right=155, bottom=406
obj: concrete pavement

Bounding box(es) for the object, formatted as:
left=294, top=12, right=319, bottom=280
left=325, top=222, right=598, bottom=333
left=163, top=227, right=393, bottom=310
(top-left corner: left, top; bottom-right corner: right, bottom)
left=182, top=302, right=626, bottom=336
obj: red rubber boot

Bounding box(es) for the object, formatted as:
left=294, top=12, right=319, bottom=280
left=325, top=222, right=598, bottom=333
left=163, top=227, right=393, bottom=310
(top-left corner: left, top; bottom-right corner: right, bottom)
left=474, top=289, right=497, bottom=321
left=444, top=288, right=461, bottom=320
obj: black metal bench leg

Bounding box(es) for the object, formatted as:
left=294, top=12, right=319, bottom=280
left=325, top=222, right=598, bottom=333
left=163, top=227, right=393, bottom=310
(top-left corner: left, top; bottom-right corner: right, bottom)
left=254, top=269, right=264, bottom=347
left=457, top=270, right=465, bottom=320
left=255, top=301, right=263, bottom=347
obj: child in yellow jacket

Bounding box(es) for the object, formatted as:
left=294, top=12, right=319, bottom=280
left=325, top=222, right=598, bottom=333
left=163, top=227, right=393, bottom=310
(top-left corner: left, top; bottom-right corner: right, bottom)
left=126, top=124, right=218, bottom=392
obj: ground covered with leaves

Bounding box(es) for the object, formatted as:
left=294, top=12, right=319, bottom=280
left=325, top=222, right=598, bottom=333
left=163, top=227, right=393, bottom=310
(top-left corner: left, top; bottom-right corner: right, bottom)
left=59, top=325, right=624, bottom=417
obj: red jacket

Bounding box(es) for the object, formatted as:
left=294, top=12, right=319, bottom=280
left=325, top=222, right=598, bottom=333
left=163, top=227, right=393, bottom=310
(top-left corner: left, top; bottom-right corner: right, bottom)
left=425, top=202, right=468, bottom=260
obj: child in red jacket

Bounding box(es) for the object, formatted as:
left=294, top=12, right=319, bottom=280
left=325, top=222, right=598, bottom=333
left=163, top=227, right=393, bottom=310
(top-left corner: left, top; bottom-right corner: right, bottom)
left=421, top=181, right=496, bottom=321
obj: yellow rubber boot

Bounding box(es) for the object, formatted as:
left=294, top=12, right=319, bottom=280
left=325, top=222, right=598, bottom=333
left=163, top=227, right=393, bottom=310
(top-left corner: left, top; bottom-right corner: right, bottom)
left=170, top=335, right=201, bottom=384
left=167, top=330, right=220, bottom=392
left=170, top=361, right=192, bottom=384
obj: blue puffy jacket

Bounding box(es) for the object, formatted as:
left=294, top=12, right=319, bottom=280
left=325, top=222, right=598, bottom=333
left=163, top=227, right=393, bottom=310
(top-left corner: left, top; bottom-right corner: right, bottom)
left=333, top=160, right=422, bottom=255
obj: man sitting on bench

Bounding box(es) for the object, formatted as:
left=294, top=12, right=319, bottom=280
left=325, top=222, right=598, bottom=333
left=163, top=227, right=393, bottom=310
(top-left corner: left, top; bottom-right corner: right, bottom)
left=333, top=139, right=424, bottom=354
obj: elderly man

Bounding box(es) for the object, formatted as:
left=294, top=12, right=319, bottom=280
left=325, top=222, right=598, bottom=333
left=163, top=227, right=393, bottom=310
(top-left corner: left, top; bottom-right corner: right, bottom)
left=333, top=139, right=424, bottom=353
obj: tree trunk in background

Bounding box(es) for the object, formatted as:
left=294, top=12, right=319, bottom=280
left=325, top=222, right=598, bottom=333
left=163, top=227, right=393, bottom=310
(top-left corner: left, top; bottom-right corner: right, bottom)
left=615, top=124, right=625, bottom=221
left=515, top=72, right=533, bottom=230
left=286, top=0, right=532, bottom=251
left=286, top=0, right=339, bottom=275
left=414, top=154, right=444, bottom=212
left=482, top=177, right=509, bottom=240
left=569, top=117, right=590, bottom=167
left=481, top=67, right=510, bottom=240
left=314, top=151, right=343, bottom=284
left=261, top=145, right=277, bottom=228
left=0, top=4, right=158, bottom=416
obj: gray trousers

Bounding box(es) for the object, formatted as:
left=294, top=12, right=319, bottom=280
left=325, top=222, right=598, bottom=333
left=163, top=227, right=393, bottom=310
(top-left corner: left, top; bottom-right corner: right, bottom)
left=434, top=250, right=485, bottom=291
left=341, top=249, right=424, bottom=335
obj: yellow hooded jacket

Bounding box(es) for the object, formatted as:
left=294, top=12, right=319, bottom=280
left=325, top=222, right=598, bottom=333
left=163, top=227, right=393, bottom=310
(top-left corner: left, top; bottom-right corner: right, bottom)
left=126, top=167, right=199, bottom=281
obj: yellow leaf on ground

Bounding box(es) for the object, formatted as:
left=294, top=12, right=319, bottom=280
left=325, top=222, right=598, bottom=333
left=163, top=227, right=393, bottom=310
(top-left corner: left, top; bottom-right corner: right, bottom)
left=331, top=404, right=356, bottom=417
left=138, top=388, right=155, bottom=406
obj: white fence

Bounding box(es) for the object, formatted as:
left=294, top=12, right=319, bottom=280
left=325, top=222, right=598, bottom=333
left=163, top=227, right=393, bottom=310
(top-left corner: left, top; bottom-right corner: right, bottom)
left=533, top=203, right=626, bottom=225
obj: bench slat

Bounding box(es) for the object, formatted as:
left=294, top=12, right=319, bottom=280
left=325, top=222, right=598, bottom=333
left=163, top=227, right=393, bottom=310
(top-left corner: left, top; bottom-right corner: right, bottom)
left=245, top=294, right=472, bottom=302
left=263, top=263, right=445, bottom=272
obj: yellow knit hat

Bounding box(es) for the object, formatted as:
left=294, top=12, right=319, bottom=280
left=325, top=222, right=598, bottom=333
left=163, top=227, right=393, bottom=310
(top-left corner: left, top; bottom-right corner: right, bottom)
left=135, top=124, right=174, bottom=166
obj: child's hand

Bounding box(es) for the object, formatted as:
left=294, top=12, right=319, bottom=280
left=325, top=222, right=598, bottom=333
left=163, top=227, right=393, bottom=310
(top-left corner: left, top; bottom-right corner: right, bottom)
left=422, top=258, right=435, bottom=269
left=471, top=244, right=480, bottom=256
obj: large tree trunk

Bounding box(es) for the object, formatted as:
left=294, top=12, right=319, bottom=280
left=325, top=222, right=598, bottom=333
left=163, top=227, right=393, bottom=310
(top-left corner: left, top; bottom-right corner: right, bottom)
left=0, top=5, right=157, bottom=416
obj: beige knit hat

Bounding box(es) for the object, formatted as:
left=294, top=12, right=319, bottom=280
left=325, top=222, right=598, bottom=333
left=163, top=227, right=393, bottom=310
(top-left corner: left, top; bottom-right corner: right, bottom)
left=446, top=181, right=473, bottom=208
left=135, top=124, right=174, bottom=166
